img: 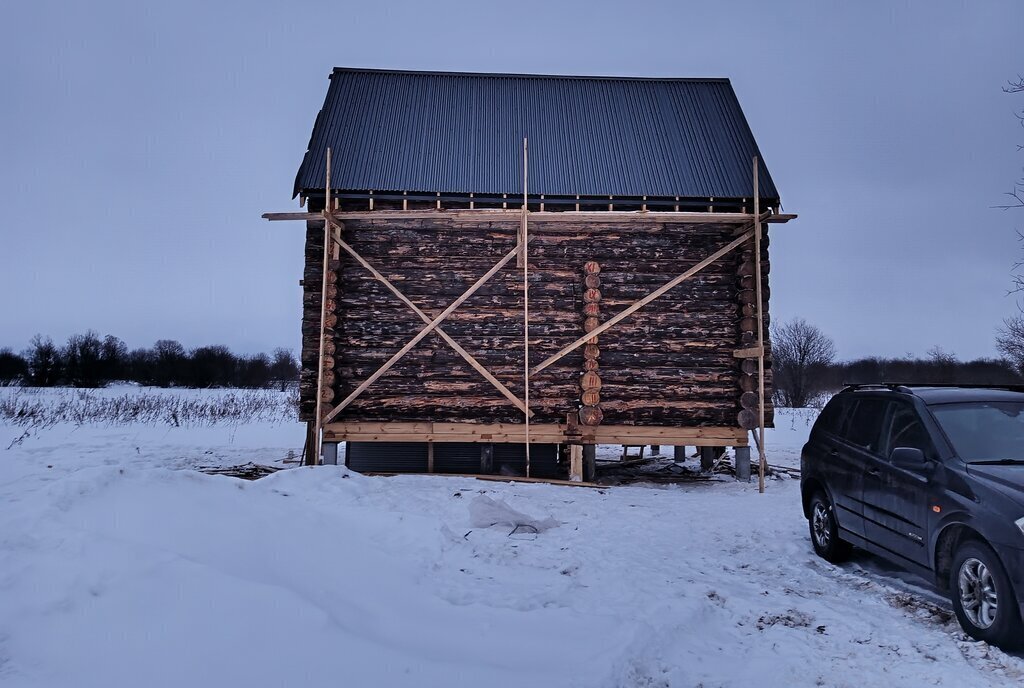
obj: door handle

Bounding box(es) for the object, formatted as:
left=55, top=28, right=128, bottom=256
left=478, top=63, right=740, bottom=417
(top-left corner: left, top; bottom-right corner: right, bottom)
left=866, top=467, right=881, bottom=477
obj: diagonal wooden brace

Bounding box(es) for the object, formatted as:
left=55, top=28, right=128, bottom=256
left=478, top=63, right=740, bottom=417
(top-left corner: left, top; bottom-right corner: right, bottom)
left=322, top=214, right=532, bottom=417
left=531, top=227, right=756, bottom=375
left=322, top=225, right=529, bottom=424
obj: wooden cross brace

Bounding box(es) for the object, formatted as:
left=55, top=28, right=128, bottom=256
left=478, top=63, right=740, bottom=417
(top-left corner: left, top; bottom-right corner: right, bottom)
left=531, top=224, right=759, bottom=375
left=321, top=213, right=533, bottom=424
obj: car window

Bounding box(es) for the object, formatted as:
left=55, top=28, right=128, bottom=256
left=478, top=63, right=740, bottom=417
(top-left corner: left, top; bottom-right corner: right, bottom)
left=931, top=402, right=1024, bottom=461
left=843, top=398, right=888, bottom=454
left=814, top=397, right=848, bottom=436
left=884, top=403, right=935, bottom=460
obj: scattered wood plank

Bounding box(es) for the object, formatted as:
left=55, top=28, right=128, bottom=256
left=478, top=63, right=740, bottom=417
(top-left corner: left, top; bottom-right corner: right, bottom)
left=199, top=463, right=282, bottom=480
left=360, top=472, right=603, bottom=489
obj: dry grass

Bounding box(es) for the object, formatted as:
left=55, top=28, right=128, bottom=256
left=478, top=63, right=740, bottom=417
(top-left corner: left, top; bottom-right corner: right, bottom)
left=0, top=386, right=299, bottom=428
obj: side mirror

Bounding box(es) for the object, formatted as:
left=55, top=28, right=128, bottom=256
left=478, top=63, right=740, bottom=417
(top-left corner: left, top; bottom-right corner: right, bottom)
left=891, top=446, right=929, bottom=471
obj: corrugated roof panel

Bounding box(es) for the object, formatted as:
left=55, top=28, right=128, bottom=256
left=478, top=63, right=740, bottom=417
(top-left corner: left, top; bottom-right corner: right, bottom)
left=293, top=68, right=780, bottom=201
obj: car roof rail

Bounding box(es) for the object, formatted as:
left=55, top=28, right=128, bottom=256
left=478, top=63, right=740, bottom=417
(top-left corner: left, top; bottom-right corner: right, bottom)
left=839, top=382, right=914, bottom=394
left=883, top=382, right=1024, bottom=393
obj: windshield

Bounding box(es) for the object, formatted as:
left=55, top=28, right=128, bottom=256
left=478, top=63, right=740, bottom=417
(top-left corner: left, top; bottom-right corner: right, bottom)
left=930, top=402, right=1024, bottom=462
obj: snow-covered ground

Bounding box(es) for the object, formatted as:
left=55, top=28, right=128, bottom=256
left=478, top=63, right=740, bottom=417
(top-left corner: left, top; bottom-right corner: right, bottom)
left=1, top=387, right=1023, bottom=687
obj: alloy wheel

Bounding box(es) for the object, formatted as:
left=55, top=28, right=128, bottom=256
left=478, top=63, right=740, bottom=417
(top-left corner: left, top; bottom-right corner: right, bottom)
left=812, top=501, right=831, bottom=549
left=958, top=557, right=999, bottom=629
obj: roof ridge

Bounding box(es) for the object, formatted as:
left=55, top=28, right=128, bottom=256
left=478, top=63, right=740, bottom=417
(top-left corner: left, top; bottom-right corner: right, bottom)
left=329, top=66, right=731, bottom=84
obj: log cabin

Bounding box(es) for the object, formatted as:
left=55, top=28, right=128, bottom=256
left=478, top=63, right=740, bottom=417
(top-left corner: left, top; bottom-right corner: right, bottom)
left=264, top=67, right=795, bottom=483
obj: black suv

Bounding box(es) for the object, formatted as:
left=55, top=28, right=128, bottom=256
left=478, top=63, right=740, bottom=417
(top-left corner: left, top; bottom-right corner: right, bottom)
left=801, top=384, right=1024, bottom=648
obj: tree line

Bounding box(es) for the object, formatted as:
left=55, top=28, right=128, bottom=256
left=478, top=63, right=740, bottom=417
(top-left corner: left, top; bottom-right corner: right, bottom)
left=772, top=318, right=1024, bottom=408
left=0, top=332, right=299, bottom=390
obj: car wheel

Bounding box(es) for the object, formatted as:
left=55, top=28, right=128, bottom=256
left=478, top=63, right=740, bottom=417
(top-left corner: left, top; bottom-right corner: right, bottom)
left=950, top=540, right=1023, bottom=649
left=808, top=490, right=852, bottom=563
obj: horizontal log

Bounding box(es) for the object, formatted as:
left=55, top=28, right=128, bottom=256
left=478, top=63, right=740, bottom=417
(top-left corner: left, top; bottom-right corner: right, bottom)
left=334, top=296, right=748, bottom=318
left=327, top=336, right=744, bottom=357
left=339, top=256, right=749, bottom=278
left=333, top=367, right=743, bottom=393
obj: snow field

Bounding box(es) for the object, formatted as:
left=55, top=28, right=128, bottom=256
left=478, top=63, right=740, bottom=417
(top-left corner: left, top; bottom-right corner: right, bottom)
left=1, top=388, right=1022, bottom=687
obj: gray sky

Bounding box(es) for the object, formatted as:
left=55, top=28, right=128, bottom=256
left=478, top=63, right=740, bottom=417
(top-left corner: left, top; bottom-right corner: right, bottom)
left=1, top=0, right=1022, bottom=361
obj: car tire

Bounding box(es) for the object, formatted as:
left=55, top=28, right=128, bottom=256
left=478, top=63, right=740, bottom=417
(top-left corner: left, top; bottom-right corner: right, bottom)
left=950, top=540, right=1023, bottom=649
left=808, top=490, right=852, bottom=563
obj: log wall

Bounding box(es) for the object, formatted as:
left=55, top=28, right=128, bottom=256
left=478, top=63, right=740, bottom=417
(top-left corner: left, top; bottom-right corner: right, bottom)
left=298, top=213, right=774, bottom=430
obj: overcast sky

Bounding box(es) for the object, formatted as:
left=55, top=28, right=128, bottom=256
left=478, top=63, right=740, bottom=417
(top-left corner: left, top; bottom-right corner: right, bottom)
left=1, top=0, right=1022, bottom=361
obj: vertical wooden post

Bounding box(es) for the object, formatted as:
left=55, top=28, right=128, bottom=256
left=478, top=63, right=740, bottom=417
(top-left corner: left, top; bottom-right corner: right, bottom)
left=312, top=147, right=332, bottom=465
left=480, top=443, right=494, bottom=474
left=700, top=446, right=716, bottom=472
left=569, top=444, right=583, bottom=482
left=753, top=156, right=767, bottom=493
left=522, top=137, right=531, bottom=477
left=582, top=444, right=596, bottom=482
left=427, top=441, right=434, bottom=473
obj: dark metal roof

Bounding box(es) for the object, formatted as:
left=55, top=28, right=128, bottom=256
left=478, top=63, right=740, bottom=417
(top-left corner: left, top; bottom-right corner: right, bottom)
left=293, top=68, right=780, bottom=201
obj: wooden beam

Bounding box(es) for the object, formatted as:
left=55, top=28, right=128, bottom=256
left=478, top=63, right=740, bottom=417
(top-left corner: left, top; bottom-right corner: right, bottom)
left=754, top=157, right=767, bottom=494
left=312, top=147, right=332, bottom=465
left=327, top=222, right=532, bottom=417
left=321, top=238, right=529, bottom=424
left=569, top=444, right=583, bottom=482
left=522, top=137, right=531, bottom=478
left=733, top=346, right=764, bottom=358
left=531, top=228, right=756, bottom=375
left=322, top=421, right=748, bottom=446
left=262, top=209, right=797, bottom=224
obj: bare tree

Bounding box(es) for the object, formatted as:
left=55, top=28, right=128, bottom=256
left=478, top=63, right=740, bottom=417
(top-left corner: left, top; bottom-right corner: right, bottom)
left=771, top=318, right=837, bottom=408
left=927, top=345, right=957, bottom=366
left=0, top=348, right=27, bottom=384
left=269, top=348, right=299, bottom=391
left=63, top=330, right=105, bottom=387
left=1003, top=75, right=1024, bottom=211
left=997, top=316, right=1024, bottom=373
left=1003, top=76, right=1024, bottom=329
left=22, top=335, right=62, bottom=387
